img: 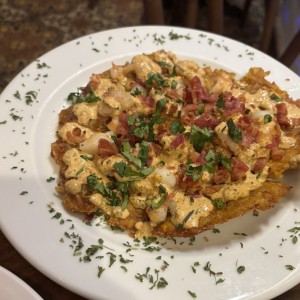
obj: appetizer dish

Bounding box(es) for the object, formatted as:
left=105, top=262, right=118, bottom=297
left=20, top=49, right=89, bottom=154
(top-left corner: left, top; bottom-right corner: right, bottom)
left=51, top=50, right=300, bottom=237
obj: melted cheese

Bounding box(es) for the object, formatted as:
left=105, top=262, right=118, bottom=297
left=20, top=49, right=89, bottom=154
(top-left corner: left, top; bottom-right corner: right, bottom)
left=73, top=103, right=98, bottom=126
left=90, top=193, right=129, bottom=219
left=58, top=122, right=93, bottom=144
left=169, top=194, right=213, bottom=229
left=212, top=168, right=268, bottom=201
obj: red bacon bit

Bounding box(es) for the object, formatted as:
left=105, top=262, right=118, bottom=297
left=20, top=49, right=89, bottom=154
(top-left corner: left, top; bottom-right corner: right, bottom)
left=116, top=113, right=129, bottom=136
left=170, top=134, right=185, bottom=149
left=270, top=148, right=285, bottom=161
left=252, top=158, right=267, bottom=172
left=224, top=97, right=245, bottom=116
left=231, top=158, right=249, bottom=181
left=184, top=76, right=207, bottom=104
left=98, top=139, right=118, bottom=158
left=213, top=169, right=230, bottom=184
left=140, top=95, right=155, bottom=108
left=276, top=103, right=288, bottom=114
left=276, top=103, right=290, bottom=128
left=167, top=88, right=181, bottom=99
left=180, top=104, right=198, bottom=125
left=167, top=103, right=179, bottom=116
left=205, top=93, right=219, bottom=103
left=150, top=142, right=163, bottom=155
left=240, top=127, right=256, bottom=148
left=237, top=116, right=251, bottom=129
left=191, top=76, right=207, bottom=101
left=194, top=112, right=220, bottom=129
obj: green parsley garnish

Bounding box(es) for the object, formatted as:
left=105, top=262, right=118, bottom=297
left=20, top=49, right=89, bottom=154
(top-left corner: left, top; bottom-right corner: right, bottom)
left=145, top=73, right=169, bottom=88
left=226, top=118, right=242, bottom=142
left=212, top=198, right=226, bottom=209
left=263, top=114, right=272, bottom=124
left=190, top=125, right=214, bottom=152
left=270, top=93, right=282, bottom=102
left=67, top=91, right=100, bottom=104
left=170, top=120, right=185, bottom=134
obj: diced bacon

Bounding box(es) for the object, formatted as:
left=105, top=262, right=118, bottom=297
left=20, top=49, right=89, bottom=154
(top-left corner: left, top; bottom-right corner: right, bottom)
left=224, top=97, right=245, bottom=116
left=184, top=76, right=207, bottom=104
left=140, top=95, right=155, bottom=108
left=150, top=142, right=163, bottom=155
left=205, top=93, right=219, bottom=103
left=277, top=113, right=290, bottom=127
left=276, top=102, right=290, bottom=127
left=167, top=88, right=181, bottom=99
left=117, top=113, right=129, bottom=135
left=237, top=116, right=251, bottom=129
left=252, top=158, right=267, bottom=172
left=170, top=134, right=185, bottom=149
left=291, top=118, right=300, bottom=127
left=240, top=128, right=256, bottom=148
left=167, top=103, right=179, bottom=116
left=155, top=129, right=167, bottom=142
left=98, top=138, right=118, bottom=158
left=213, top=169, right=229, bottom=184
left=194, top=112, right=220, bottom=129
left=180, top=104, right=198, bottom=124
left=231, top=158, right=249, bottom=181
left=190, top=76, right=207, bottom=101
left=270, top=148, right=284, bottom=161
left=276, top=103, right=288, bottom=114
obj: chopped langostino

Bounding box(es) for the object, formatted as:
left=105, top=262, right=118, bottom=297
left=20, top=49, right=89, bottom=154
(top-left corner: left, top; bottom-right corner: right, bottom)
left=51, top=50, right=300, bottom=238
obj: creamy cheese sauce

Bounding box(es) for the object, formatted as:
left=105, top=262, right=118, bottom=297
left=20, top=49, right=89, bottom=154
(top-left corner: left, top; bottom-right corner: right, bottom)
left=54, top=50, right=300, bottom=237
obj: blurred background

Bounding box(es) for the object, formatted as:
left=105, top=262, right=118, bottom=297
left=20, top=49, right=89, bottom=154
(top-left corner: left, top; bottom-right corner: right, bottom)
left=0, top=0, right=299, bottom=93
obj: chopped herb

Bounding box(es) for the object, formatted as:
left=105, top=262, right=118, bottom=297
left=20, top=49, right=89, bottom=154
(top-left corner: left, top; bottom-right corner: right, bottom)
left=177, top=210, right=194, bottom=229
left=237, top=265, right=245, bottom=274
left=97, top=266, right=105, bottom=278
left=10, top=113, right=22, bottom=121
left=170, top=80, right=178, bottom=89
left=80, top=155, right=93, bottom=161
left=131, top=87, right=142, bottom=96
left=227, top=118, right=242, bottom=142
left=67, top=91, right=100, bottom=105
left=212, top=198, right=226, bottom=209
left=46, top=177, right=55, bottom=182
left=263, top=114, right=272, bottom=124
left=0, top=120, right=7, bottom=125
left=285, top=265, right=295, bottom=271
left=25, top=91, right=38, bottom=105
left=216, top=94, right=224, bottom=109
left=20, top=191, right=28, bottom=195
left=190, top=125, right=214, bottom=151
left=151, top=185, right=168, bottom=209
left=188, top=291, right=197, bottom=298
left=170, top=120, right=185, bottom=134
left=145, top=73, right=169, bottom=88
left=37, top=62, right=50, bottom=69
left=203, top=261, right=225, bottom=284
left=14, top=90, right=21, bottom=100
left=270, top=93, right=282, bottom=102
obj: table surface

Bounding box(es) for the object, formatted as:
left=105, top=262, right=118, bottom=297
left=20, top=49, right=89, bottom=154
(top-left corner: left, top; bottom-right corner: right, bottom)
left=1, top=230, right=299, bottom=300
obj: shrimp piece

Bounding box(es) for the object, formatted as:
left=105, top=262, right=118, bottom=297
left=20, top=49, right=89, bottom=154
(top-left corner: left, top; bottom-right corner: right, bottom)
left=79, top=131, right=114, bottom=155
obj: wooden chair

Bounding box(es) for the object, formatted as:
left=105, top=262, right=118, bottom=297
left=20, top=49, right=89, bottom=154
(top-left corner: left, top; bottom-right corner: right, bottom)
left=143, top=0, right=223, bottom=34
left=142, top=0, right=299, bottom=67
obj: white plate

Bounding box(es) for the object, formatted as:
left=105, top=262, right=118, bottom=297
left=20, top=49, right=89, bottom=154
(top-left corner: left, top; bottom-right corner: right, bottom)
left=0, top=266, right=43, bottom=300
left=0, top=26, right=300, bottom=300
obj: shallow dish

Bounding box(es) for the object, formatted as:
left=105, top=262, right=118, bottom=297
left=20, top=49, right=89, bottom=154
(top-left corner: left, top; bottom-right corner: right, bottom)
left=0, top=26, right=299, bottom=300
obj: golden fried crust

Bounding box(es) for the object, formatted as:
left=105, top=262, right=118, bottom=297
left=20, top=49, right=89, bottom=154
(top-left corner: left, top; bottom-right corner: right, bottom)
left=108, top=181, right=290, bottom=237
left=51, top=52, right=300, bottom=238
